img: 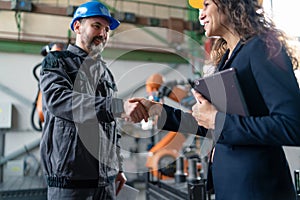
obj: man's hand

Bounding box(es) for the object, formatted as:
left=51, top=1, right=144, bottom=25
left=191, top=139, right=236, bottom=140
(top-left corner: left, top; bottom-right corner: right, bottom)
left=191, top=90, right=217, bottom=130
left=123, top=99, right=149, bottom=123
left=115, top=172, right=127, bottom=196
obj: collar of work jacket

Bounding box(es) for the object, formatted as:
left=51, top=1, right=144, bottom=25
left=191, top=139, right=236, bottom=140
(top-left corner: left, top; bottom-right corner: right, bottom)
left=67, top=44, right=88, bottom=58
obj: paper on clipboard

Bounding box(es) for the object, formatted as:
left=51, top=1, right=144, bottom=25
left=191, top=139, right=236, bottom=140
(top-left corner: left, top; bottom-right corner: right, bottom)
left=116, top=184, right=139, bottom=200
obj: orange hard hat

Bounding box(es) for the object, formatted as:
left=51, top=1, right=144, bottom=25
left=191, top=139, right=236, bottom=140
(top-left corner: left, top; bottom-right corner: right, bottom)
left=188, top=0, right=263, bottom=9
left=188, top=0, right=204, bottom=9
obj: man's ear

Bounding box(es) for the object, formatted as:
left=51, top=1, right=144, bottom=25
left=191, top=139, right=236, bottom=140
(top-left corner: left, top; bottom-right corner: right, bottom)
left=73, top=20, right=81, bottom=33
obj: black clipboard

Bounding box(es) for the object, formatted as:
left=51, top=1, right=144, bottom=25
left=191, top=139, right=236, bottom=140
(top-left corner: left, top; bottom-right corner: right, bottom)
left=193, top=68, right=249, bottom=116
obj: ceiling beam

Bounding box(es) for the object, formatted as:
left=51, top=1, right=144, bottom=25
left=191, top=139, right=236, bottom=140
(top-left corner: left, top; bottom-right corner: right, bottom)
left=0, top=0, right=203, bottom=32
left=0, top=39, right=188, bottom=63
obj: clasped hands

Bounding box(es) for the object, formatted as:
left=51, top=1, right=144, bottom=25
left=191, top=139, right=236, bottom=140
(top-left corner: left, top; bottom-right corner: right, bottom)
left=123, top=90, right=217, bottom=130
left=123, top=98, right=162, bottom=123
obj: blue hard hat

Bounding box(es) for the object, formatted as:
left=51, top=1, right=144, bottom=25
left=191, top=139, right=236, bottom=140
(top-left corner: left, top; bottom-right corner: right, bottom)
left=70, top=1, right=120, bottom=31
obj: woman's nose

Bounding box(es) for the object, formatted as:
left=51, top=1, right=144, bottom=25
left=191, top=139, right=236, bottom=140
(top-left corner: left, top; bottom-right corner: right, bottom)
left=199, top=9, right=205, bottom=25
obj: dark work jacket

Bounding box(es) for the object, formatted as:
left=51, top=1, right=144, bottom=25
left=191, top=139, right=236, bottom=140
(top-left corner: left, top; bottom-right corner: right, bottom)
left=158, top=35, right=300, bottom=200
left=39, top=45, right=123, bottom=189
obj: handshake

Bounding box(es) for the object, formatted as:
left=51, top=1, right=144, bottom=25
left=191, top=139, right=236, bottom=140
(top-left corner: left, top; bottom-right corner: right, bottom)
left=121, top=90, right=218, bottom=130
left=122, top=98, right=163, bottom=123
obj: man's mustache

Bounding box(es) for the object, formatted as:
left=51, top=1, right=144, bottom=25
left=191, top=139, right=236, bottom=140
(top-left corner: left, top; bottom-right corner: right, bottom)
left=93, top=36, right=106, bottom=44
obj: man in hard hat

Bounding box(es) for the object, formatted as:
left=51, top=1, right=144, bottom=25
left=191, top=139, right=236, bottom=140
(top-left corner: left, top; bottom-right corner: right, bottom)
left=39, top=1, right=148, bottom=199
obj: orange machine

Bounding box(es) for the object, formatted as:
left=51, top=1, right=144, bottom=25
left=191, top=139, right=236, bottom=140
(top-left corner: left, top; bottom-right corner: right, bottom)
left=146, top=131, right=186, bottom=179
left=36, top=91, right=44, bottom=123
left=145, top=73, right=189, bottom=103
left=145, top=73, right=195, bottom=179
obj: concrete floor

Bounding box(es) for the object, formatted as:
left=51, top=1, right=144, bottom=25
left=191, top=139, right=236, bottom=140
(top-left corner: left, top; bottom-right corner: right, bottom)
left=135, top=183, right=146, bottom=200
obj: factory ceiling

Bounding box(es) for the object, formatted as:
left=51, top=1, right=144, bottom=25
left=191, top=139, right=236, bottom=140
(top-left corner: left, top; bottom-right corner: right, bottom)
left=0, top=0, right=205, bottom=61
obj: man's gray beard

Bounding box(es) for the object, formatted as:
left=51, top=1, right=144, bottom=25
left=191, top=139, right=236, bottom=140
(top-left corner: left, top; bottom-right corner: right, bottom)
left=90, top=42, right=105, bottom=58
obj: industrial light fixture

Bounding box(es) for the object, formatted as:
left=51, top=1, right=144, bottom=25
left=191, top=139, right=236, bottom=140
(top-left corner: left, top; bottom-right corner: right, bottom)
left=11, top=0, right=32, bottom=12
left=115, top=12, right=136, bottom=23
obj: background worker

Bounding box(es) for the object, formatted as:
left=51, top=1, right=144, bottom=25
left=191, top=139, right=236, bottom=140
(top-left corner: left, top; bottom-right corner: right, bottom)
left=39, top=1, right=148, bottom=199
left=130, top=0, right=300, bottom=199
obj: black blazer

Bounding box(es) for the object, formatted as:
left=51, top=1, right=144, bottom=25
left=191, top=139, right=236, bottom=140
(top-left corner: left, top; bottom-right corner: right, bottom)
left=158, top=35, right=300, bottom=200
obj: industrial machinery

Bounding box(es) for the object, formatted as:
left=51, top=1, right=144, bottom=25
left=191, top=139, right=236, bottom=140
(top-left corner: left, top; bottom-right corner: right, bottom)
left=31, top=42, right=66, bottom=131
left=0, top=42, right=67, bottom=200
left=143, top=73, right=211, bottom=200
left=146, top=157, right=208, bottom=200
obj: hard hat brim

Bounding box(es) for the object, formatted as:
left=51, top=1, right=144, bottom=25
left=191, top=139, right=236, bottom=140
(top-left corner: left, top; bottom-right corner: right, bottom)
left=107, top=16, right=120, bottom=30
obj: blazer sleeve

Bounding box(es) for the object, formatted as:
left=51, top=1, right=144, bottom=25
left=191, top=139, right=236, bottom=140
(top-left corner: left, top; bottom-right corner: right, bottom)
left=215, top=38, right=300, bottom=146
left=157, top=104, right=207, bottom=137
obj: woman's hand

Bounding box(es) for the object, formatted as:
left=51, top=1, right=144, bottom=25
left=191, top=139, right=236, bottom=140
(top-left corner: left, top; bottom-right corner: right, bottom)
left=191, top=90, right=218, bottom=129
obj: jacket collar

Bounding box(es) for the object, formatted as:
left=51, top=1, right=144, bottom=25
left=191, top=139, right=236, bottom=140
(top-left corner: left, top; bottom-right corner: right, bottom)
left=67, top=44, right=89, bottom=58
left=218, top=40, right=243, bottom=71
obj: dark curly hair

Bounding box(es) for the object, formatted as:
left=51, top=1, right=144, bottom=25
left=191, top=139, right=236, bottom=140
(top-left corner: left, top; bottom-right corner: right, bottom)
left=210, top=0, right=298, bottom=69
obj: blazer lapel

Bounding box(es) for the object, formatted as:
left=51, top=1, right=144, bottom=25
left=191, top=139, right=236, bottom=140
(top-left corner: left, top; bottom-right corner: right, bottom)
left=218, top=41, right=243, bottom=71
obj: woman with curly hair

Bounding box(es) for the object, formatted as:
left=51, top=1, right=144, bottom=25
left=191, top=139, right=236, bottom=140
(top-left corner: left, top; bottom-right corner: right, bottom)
left=190, top=0, right=300, bottom=199
left=131, top=0, right=300, bottom=199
